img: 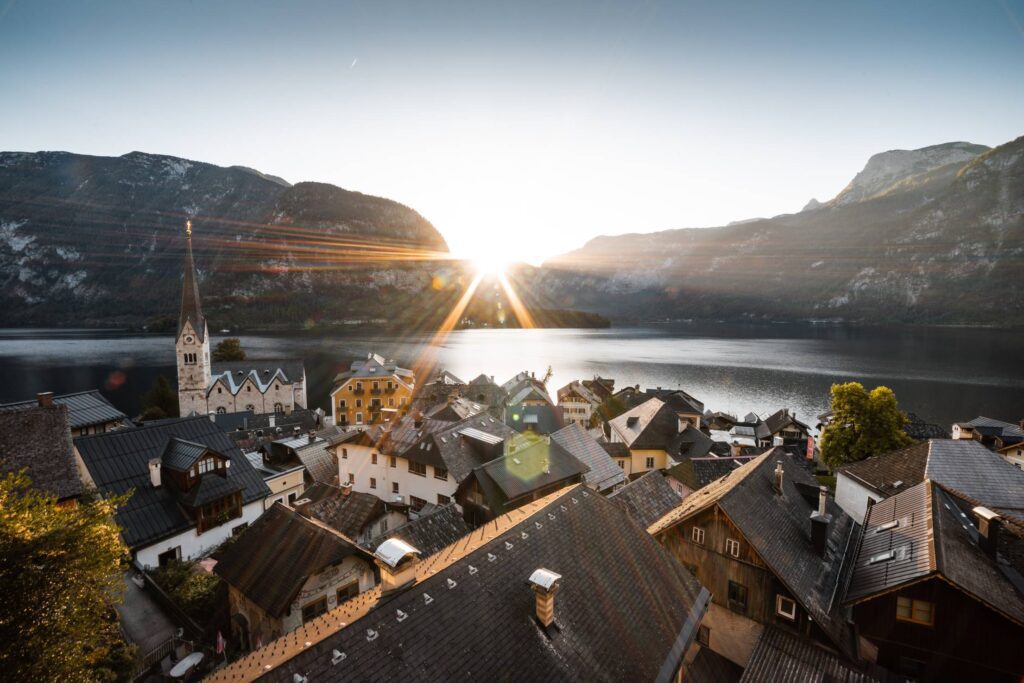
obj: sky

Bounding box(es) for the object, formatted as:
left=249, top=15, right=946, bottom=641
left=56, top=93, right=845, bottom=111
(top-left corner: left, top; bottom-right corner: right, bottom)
left=1, top=1, right=1023, bottom=265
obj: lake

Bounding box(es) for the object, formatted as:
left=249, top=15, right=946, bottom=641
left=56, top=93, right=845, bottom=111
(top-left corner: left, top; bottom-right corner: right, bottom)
left=0, top=323, right=1021, bottom=431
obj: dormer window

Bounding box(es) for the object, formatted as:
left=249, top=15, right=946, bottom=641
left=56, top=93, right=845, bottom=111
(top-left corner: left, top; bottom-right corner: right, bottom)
left=198, top=457, right=217, bottom=475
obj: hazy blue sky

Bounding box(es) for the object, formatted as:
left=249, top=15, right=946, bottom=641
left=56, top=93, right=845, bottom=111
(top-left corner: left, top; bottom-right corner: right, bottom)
left=2, top=1, right=1022, bottom=264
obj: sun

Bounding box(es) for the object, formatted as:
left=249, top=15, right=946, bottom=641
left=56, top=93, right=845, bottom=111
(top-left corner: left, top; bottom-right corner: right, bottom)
left=471, top=255, right=509, bottom=277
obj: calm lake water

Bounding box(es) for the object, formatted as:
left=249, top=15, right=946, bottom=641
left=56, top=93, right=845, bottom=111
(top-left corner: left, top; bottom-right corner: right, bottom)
left=0, top=323, right=1021, bottom=431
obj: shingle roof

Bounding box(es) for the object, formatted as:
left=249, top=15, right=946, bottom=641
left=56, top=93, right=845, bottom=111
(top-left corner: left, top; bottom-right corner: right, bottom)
left=0, top=390, right=127, bottom=430
left=740, top=626, right=880, bottom=682
left=961, top=416, right=1024, bottom=437
left=550, top=422, right=626, bottom=491
left=366, top=504, right=471, bottom=558
left=214, top=503, right=371, bottom=619
left=505, top=404, right=565, bottom=434
left=609, top=398, right=682, bottom=451
left=160, top=437, right=211, bottom=472
left=408, top=414, right=516, bottom=482
left=667, top=424, right=715, bottom=459
left=424, top=396, right=486, bottom=422
left=76, top=416, right=270, bottom=550
left=0, top=404, right=83, bottom=500
left=757, top=409, right=811, bottom=439
left=600, top=441, right=631, bottom=459
left=666, top=456, right=758, bottom=491
left=303, top=483, right=391, bottom=539
left=332, top=353, right=414, bottom=385
left=839, top=439, right=1024, bottom=522
left=609, top=470, right=682, bottom=528
left=470, top=433, right=589, bottom=513
left=207, top=485, right=711, bottom=683
left=845, top=481, right=1024, bottom=626
left=904, top=412, right=949, bottom=440
left=651, top=450, right=857, bottom=654
left=292, top=440, right=338, bottom=485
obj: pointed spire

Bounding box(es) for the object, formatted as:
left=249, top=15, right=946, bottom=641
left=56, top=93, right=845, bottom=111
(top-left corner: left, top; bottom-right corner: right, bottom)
left=179, top=219, right=206, bottom=342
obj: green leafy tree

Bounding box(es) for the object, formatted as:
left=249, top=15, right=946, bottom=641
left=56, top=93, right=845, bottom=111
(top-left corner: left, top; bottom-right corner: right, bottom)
left=0, top=469, right=133, bottom=681
left=820, top=382, right=914, bottom=470
left=212, top=338, right=246, bottom=362
left=593, top=395, right=627, bottom=426
left=140, top=375, right=178, bottom=420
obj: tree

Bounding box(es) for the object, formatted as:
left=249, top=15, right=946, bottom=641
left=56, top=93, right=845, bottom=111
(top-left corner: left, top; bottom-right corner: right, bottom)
left=820, top=382, right=914, bottom=470
left=212, top=338, right=246, bottom=362
left=140, top=375, right=178, bottom=420
left=541, top=365, right=553, bottom=386
left=0, top=469, right=132, bottom=681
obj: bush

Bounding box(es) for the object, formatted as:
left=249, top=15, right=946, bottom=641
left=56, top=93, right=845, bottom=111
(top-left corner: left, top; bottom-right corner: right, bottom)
left=150, top=560, right=222, bottom=623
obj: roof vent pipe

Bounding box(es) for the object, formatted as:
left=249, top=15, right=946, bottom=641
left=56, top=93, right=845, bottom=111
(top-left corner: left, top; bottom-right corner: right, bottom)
left=773, top=461, right=784, bottom=495
left=37, top=392, right=54, bottom=408
left=528, top=568, right=562, bottom=628
left=148, top=459, right=162, bottom=488
left=973, top=507, right=1001, bottom=560
left=810, top=486, right=832, bottom=558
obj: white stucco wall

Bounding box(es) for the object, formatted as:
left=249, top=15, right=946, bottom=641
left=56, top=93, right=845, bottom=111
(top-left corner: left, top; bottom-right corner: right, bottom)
left=133, top=499, right=265, bottom=569
left=336, top=443, right=458, bottom=507
left=835, top=473, right=879, bottom=524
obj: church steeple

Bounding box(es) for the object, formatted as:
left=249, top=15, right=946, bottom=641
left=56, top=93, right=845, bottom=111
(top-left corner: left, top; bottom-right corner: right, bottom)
left=179, top=219, right=206, bottom=342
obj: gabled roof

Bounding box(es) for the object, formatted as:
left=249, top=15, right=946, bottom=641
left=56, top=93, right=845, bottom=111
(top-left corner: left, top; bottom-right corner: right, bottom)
left=839, top=439, right=1024, bottom=522
left=0, top=404, right=83, bottom=501
left=76, top=416, right=270, bottom=550
left=214, top=503, right=371, bottom=619
left=160, top=437, right=214, bottom=472
left=366, top=503, right=471, bottom=558
left=302, top=483, right=393, bottom=539
left=407, top=414, right=516, bottom=482
left=550, top=422, right=626, bottom=491
left=609, top=470, right=682, bottom=528
left=600, top=440, right=631, bottom=459
left=178, top=472, right=241, bottom=507
left=904, top=412, right=950, bottom=440
left=757, top=408, right=811, bottom=439
left=505, top=403, right=565, bottom=434
left=209, top=359, right=305, bottom=396
left=468, top=433, right=589, bottom=514
left=557, top=380, right=599, bottom=405
left=667, top=424, right=715, bottom=459
left=0, top=390, right=127, bottom=430
left=845, top=481, right=1024, bottom=627
left=958, top=416, right=1024, bottom=437
left=609, top=398, right=680, bottom=451
left=423, top=396, right=486, bottom=422
left=207, top=485, right=711, bottom=683
left=651, top=450, right=857, bottom=653
left=424, top=369, right=465, bottom=386
left=644, top=388, right=705, bottom=415
left=666, top=456, right=758, bottom=491
left=740, top=626, right=880, bottom=683
left=332, top=353, right=414, bottom=385
left=292, top=440, right=338, bottom=485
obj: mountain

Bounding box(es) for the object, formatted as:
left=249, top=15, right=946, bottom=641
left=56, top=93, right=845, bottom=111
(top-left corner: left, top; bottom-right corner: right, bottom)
left=532, top=136, right=1024, bottom=325
left=0, top=151, right=459, bottom=328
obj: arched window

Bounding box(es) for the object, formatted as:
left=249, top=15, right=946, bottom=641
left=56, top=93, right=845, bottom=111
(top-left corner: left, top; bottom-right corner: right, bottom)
left=216, top=407, right=227, bottom=414
left=246, top=404, right=255, bottom=412
left=274, top=403, right=284, bottom=414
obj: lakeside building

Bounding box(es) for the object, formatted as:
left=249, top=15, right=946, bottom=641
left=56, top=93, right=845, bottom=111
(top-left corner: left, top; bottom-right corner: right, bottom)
left=329, top=353, right=415, bottom=427
left=556, top=379, right=601, bottom=427
left=0, top=389, right=129, bottom=437
left=206, top=485, right=712, bottom=682
left=175, top=221, right=307, bottom=416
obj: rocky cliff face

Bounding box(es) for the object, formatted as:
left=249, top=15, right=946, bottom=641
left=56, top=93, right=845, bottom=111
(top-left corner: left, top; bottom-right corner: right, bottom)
left=0, top=151, right=456, bottom=327
left=534, top=137, right=1024, bottom=324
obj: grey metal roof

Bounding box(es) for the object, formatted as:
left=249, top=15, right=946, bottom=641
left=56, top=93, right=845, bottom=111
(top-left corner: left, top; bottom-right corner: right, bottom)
left=217, top=486, right=711, bottom=682
left=740, top=626, right=879, bottom=682
left=0, top=404, right=83, bottom=500
left=0, top=390, right=127, bottom=430
left=962, top=416, right=1024, bottom=437
left=406, top=415, right=516, bottom=482
left=179, top=472, right=242, bottom=507
left=458, top=427, right=503, bottom=445
left=212, top=359, right=306, bottom=384
left=160, top=437, right=210, bottom=472
left=76, top=416, right=270, bottom=550
left=505, top=404, right=565, bottom=434
left=470, top=434, right=589, bottom=513
left=549, top=422, right=626, bottom=491
left=609, top=470, right=682, bottom=528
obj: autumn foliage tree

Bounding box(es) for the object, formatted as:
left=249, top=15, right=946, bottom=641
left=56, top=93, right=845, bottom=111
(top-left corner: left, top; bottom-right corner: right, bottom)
left=0, top=470, right=133, bottom=681
left=820, top=382, right=914, bottom=470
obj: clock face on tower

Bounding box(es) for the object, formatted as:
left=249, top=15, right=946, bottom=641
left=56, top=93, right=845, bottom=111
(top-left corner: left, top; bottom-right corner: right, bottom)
left=184, top=335, right=195, bottom=344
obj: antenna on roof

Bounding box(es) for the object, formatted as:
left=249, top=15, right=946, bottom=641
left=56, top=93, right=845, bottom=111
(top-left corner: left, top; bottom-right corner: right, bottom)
left=185, top=219, right=192, bottom=237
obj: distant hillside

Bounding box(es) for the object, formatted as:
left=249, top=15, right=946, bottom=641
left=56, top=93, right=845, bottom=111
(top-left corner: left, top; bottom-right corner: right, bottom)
left=532, top=136, right=1024, bottom=325
left=0, top=151, right=457, bottom=328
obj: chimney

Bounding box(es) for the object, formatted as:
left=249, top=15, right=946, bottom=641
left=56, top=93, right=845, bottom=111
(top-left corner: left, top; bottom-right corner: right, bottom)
left=269, top=414, right=276, bottom=428
left=773, top=461, right=784, bottom=495
left=37, top=392, right=54, bottom=408
left=148, top=459, right=162, bottom=488
left=413, top=410, right=424, bottom=429
left=528, top=568, right=562, bottom=628
left=810, top=486, right=832, bottom=558
left=293, top=497, right=313, bottom=518
left=308, top=430, right=316, bottom=443
left=973, top=506, right=1001, bottom=559
left=374, top=538, right=421, bottom=595
left=341, top=481, right=353, bottom=497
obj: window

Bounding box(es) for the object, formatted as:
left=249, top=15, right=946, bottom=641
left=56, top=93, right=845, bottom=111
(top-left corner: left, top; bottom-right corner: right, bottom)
left=434, top=466, right=449, bottom=480
left=691, top=527, right=705, bottom=544
left=390, top=456, right=397, bottom=468
left=410, top=495, right=428, bottom=510
left=274, top=402, right=284, bottom=413
left=776, top=595, right=797, bottom=620
left=392, top=482, right=400, bottom=494
left=356, top=412, right=363, bottom=424
left=337, top=582, right=358, bottom=603
left=341, top=448, right=348, bottom=460
left=696, top=625, right=710, bottom=647
left=198, top=457, right=217, bottom=474
left=409, top=461, right=427, bottom=477
left=217, top=387, right=222, bottom=394
left=216, top=406, right=226, bottom=414
left=301, top=597, right=328, bottom=623
left=618, top=460, right=625, bottom=469
left=373, top=381, right=379, bottom=391
left=371, top=452, right=378, bottom=465
left=356, top=382, right=363, bottom=392
left=246, top=385, right=252, bottom=392
left=370, top=477, right=377, bottom=489
left=896, top=596, right=934, bottom=626
left=348, top=473, right=355, bottom=484
left=183, top=353, right=196, bottom=365
left=437, top=494, right=451, bottom=505
left=388, top=398, right=395, bottom=407
left=288, top=492, right=298, bottom=504
left=645, top=456, right=655, bottom=469
left=339, top=399, right=347, bottom=409
left=725, top=538, right=740, bottom=557
left=356, top=399, right=363, bottom=408
left=157, top=546, right=181, bottom=567
left=245, top=404, right=255, bottom=411
left=727, top=581, right=748, bottom=613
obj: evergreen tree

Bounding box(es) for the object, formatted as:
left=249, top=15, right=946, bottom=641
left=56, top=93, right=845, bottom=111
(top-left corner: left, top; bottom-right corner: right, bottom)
left=212, top=338, right=246, bottom=362
left=0, top=470, right=133, bottom=681
left=820, top=382, right=914, bottom=470
left=140, top=375, right=178, bottom=420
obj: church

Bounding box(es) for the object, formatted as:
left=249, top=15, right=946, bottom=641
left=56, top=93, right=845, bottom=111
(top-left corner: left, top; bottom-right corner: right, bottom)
left=176, top=220, right=308, bottom=416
